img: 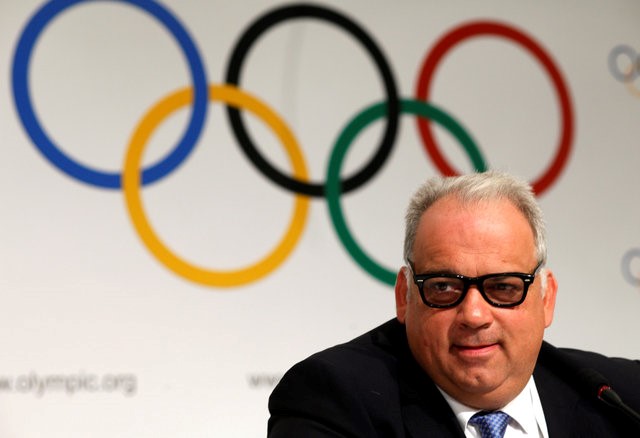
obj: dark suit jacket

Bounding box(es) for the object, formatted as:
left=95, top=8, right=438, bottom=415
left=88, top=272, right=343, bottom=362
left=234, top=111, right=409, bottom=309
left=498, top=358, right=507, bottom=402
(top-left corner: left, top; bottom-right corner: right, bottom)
left=268, top=319, right=640, bottom=437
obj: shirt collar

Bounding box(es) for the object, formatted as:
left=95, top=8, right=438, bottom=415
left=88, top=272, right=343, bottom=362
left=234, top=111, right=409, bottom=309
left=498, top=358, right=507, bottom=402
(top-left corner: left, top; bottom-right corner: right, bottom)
left=437, top=376, right=548, bottom=437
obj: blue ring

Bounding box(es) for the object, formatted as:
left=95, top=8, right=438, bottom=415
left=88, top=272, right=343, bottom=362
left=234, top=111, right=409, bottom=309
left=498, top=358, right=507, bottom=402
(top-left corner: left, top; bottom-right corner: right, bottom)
left=12, top=0, right=208, bottom=189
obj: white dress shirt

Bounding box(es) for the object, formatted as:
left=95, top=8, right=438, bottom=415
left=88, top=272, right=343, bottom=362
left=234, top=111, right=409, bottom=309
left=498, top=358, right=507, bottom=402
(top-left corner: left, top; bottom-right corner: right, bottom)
left=437, top=376, right=549, bottom=437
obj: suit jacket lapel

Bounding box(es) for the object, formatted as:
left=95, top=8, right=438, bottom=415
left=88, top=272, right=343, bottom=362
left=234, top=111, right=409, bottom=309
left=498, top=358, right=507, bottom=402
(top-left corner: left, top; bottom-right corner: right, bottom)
left=380, top=320, right=465, bottom=437
left=399, top=378, right=465, bottom=437
left=534, top=364, right=585, bottom=436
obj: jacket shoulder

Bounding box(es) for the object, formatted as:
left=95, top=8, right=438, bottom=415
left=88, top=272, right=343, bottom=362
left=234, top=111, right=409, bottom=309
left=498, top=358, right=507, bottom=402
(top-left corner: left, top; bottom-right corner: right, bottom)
left=539, top=342, right=640, bottom=397
left=267, top=319, right=407, bottom=437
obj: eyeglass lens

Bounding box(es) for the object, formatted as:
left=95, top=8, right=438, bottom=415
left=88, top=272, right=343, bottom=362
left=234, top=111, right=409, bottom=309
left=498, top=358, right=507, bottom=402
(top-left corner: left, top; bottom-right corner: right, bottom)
left=423, top=275, right=525, bottom=306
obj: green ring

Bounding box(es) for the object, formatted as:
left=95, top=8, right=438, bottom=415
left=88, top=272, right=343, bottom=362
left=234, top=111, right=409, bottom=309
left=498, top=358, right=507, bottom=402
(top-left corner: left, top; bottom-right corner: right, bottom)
left=326, top=98, right=486, bottom=285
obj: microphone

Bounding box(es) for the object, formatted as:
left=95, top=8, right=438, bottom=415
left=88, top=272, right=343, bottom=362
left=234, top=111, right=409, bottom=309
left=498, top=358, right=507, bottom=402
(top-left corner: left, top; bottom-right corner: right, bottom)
left=576, top=367, right=640, bottom=427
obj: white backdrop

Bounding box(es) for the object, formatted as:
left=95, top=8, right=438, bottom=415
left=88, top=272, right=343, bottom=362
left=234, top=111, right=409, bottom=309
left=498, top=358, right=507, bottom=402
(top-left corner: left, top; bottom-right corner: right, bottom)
left=1, top=0, right=639, bottom=436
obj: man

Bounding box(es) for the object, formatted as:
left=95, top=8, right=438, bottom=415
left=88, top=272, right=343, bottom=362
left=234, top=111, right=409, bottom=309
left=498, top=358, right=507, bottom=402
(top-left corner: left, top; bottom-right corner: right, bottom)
left=268, top=171, right=640, bottom=437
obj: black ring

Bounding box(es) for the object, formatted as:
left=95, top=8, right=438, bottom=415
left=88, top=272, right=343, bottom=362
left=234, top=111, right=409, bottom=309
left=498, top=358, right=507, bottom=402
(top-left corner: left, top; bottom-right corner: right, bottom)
left=224, top=3, right=400, bottom=197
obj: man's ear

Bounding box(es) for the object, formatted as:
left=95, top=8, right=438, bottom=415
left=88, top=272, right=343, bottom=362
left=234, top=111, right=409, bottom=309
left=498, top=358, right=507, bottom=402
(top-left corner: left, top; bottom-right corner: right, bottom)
left=542, top=269, right=558, bottom=328
left=395, top=267, right=409, bottom=323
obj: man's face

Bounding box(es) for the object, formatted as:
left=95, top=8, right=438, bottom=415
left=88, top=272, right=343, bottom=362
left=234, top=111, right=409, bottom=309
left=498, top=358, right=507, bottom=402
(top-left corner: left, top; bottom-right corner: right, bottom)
left=395, top=195, right=557, bottom=409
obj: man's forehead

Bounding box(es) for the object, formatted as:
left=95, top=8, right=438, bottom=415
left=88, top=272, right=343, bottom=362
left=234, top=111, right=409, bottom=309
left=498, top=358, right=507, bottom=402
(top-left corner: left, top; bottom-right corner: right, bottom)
left=414, top=196, right=536, bottom=259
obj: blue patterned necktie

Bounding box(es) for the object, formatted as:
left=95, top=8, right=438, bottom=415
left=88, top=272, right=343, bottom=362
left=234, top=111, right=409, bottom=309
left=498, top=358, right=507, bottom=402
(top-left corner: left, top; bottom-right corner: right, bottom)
left=469, top=410, right=510, bottom=438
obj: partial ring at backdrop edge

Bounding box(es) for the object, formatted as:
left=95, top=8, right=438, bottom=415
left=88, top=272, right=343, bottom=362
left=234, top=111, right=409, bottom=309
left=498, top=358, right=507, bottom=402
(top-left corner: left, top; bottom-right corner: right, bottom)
left=123, top=85, right=310, bottom=287
left=622, top=248, right=640, bottom=287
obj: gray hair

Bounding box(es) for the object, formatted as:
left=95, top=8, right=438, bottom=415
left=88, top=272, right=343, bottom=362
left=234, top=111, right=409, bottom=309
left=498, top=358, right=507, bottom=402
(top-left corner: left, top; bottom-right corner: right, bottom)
left=403, top=171, right=547, bottom=266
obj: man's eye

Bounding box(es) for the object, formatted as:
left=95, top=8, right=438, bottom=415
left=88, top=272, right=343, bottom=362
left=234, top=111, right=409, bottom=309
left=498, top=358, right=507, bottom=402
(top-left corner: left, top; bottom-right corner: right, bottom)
left=426, top=279, right=460, bottom=293
left=494, top=283, right=517, bottom=291
left=485, top=277, right=524, bottom=294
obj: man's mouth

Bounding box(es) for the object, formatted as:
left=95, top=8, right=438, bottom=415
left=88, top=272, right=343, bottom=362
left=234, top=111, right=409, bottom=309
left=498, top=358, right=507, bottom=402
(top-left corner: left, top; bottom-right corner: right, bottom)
left=452, top=342, right=500, bottom=358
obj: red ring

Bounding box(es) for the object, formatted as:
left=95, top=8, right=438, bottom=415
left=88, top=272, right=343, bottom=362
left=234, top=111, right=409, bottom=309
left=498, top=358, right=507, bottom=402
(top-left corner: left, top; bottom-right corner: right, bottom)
left=415, top=21, right=574, bottom=196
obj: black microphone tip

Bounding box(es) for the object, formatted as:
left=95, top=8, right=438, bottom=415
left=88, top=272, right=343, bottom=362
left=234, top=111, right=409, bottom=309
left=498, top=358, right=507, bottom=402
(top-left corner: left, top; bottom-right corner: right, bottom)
left=576, top=367, right=610, bottom=398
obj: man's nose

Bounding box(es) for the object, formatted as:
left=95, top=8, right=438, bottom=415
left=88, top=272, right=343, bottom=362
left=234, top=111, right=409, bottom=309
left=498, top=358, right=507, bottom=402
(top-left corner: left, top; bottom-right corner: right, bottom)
left=456, top=286, right=494, bottom=328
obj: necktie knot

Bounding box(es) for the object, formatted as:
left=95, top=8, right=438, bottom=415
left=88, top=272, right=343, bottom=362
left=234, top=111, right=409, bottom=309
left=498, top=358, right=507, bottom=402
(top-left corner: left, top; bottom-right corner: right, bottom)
left=469, top=410, right=510, bottom=438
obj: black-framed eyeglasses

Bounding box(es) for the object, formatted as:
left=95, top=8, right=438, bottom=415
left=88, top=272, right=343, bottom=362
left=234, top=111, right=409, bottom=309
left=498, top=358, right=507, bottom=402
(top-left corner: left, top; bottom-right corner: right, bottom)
left=407, top=260, right=542, bottom=309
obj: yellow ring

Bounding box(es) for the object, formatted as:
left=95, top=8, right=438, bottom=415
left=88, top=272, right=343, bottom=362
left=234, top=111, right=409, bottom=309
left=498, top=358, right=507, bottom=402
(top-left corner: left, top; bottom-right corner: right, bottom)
left=123, top=85, right=310, bottom=287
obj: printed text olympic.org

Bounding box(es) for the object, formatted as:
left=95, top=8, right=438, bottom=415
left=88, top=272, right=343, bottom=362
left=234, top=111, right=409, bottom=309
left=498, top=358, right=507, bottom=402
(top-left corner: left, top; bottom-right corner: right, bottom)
left=0, top=371, right=136, bottom=397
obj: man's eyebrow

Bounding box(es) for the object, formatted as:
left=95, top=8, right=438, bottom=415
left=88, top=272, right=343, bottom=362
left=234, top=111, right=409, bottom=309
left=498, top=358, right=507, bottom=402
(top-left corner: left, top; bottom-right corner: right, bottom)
left=415, top=267, right=459, bottom=276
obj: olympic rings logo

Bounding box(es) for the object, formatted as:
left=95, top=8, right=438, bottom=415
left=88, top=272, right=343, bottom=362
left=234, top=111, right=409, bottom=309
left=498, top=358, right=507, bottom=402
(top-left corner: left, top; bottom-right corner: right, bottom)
left=608, top=45, right=640, bottom=96
left=12, top=0, right=574, bottom=287
left=622, top=248, right=640, bottom=288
